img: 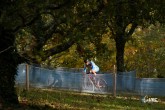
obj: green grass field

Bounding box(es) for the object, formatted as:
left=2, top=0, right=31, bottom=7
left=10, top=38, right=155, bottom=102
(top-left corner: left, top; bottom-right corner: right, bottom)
left=4, top=88, right=165, bottom=110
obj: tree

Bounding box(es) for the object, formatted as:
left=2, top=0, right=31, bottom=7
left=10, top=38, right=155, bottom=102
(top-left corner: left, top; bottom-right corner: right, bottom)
left=16, top=0, right=107, bottom=64
left=131, top=24, right=165, bottom=78
left=1, top=0, right=90, bottom=105
left=100, top=0, right=165, bottom=72
left=0, top=0, right=74, bottom=105
left=16, top=0, right=165, bottom=73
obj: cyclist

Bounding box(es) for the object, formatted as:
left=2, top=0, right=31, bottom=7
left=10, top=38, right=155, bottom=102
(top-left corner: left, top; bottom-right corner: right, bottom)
left=83, top=59, right=99, bottom=76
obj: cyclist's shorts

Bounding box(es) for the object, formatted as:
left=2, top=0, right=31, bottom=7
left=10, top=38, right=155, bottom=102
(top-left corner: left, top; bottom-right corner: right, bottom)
left=92, top=66, right=99, bottom=72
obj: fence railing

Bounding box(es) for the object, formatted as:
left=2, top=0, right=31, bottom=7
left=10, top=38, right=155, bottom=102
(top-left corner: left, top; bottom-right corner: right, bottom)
left=16, top=63, right=165, bottom=97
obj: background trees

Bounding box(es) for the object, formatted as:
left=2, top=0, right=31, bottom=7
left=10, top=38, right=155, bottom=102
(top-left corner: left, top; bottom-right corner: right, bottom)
left=15, top=0, right=165, bottom=75
left=131, top=24, right=165, bottom=78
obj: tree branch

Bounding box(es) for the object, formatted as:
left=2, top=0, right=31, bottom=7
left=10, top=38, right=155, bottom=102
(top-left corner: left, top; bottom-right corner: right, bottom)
left=46, top=0, right=72, bottom=10
left=0, top=46, right=13, bottom=54
left=42, top=40, right=75, bottom=61
left=13, top=13, right=40, bottom=33
left=126, top=23, right=138, bottom=38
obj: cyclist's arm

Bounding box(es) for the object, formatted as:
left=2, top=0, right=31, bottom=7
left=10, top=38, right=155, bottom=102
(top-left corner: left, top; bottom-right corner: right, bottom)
left=83, top=64, right=87, bottom=73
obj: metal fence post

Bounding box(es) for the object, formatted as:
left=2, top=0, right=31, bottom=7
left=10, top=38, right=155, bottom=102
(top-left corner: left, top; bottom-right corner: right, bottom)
left=113, top=65, right=116, bottom=97
left=26, top=64, right=29, bottom=91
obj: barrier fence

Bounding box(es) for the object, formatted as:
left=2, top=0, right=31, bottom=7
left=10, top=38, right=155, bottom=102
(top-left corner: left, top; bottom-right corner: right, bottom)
left=16, top=63, right=165, bottom=97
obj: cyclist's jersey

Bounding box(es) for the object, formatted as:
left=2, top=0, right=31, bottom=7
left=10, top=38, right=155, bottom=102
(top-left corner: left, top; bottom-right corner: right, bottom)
left=84, top=60, right=99, bottom=73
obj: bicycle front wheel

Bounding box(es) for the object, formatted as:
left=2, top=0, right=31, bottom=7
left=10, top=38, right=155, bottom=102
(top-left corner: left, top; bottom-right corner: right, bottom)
left=84, top=77, right=94, bottom=92
left=98, top=78, right=107, bottom=92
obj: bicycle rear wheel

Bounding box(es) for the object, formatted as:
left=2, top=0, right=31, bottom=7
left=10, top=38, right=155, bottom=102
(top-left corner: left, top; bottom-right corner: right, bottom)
left=98, top=78, right=107, bottom=92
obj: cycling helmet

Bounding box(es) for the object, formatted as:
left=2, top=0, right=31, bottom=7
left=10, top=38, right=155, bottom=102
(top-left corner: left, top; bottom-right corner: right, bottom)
left=84, top=59, right=90, bottom=63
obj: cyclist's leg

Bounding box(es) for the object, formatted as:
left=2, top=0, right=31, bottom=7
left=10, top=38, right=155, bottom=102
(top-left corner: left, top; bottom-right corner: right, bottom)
left=91, top=66, right=99, bottom=76
left=90, top=70, right=96, bottom=76
left=90, top=68, right=98, bottom=84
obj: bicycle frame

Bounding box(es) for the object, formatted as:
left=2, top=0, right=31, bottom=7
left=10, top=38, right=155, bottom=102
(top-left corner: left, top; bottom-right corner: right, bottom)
left=82, top=73, right=107, bottom=92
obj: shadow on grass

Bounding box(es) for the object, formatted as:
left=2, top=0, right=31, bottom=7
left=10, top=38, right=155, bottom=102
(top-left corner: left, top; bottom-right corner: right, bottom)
left=1, top=102, right=58, bottom=110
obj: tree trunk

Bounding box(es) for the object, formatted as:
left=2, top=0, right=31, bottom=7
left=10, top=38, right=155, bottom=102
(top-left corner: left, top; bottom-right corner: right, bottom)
left=0, top=55, right=19, bottom=105
left=0, top=28, right=21, bottom=105
left=115, top=35, right=126, bottom=72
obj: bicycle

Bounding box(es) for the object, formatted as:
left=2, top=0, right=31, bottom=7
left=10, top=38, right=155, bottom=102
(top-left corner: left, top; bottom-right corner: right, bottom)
left=82, top=73, right=107, bottom=93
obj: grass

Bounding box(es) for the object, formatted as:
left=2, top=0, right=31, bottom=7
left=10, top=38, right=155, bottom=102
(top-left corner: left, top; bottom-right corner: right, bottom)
left=4, top=88, right=165, bottom=110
